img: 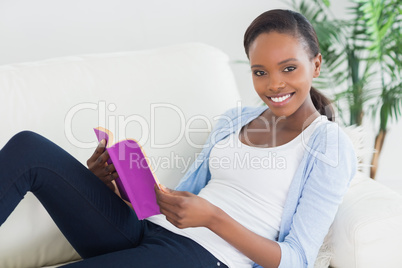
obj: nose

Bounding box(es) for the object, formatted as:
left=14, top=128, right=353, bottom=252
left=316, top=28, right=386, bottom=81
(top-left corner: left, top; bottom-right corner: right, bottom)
left=268, top=75, right=285, bottom=92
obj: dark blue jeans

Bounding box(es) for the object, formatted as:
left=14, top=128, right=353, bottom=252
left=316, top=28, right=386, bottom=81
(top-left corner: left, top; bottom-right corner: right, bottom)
left=0, top=131, right=227, bottom=268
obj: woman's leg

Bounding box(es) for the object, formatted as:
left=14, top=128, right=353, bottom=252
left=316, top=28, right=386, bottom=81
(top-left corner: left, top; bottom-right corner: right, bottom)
left=0, top=131, right=145, bottom=258
left=61, top=221, right=227, bottom=268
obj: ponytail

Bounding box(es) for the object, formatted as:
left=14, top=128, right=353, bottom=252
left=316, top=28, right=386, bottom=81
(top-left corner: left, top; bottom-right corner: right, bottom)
left=310, top=87, right=334, bottom=121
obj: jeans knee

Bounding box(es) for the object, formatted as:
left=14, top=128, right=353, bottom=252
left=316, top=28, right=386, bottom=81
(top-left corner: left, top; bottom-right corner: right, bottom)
left=11, top=130, right=43, bottom=144
left=7, top=130, right=50, bottom=152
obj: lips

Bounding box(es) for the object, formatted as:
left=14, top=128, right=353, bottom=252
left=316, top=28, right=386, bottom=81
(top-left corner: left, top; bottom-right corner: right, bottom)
left=267, top=93, right=295, bottom=105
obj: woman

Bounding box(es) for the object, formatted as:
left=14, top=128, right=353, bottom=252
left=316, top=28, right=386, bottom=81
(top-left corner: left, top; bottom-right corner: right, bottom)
left=0, top=9, right=356, bottom=268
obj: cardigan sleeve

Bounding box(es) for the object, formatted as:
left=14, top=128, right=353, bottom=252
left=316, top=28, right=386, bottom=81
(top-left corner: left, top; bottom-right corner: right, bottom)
left=275, top=123, right=357, bottom=268
left=176, top=105, right=267, bottom=193
left=175, top=107, right=239, bottom=193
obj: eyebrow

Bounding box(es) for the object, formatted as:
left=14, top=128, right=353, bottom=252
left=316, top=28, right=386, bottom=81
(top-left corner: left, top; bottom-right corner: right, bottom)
left=278, top=58, right=298, bottom=65
left=250, top=58, right=299, bottom=68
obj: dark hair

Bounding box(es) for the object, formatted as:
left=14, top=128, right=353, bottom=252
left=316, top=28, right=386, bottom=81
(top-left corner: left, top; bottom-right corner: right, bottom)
left=244, top=9, right=334, bottom=121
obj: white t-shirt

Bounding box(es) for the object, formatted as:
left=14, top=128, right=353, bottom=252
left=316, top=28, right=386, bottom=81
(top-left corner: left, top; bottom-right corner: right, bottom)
left=148, top=116, right=327, bottom=267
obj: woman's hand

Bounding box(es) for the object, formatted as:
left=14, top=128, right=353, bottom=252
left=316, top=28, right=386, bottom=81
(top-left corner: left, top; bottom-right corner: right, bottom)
left=155, top=185, right=219, bottom=229
left=87, top=139, right=119, bottom=191
left=156, top=185, right=281, bottom=267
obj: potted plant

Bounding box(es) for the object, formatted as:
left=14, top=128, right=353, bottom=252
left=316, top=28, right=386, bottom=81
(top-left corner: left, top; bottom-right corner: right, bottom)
left=291, top=0, right=401, bottom=179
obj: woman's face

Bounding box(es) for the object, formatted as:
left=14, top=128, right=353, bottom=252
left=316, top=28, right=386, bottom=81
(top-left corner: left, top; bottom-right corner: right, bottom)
left=248, top=31, right=321, bottom=119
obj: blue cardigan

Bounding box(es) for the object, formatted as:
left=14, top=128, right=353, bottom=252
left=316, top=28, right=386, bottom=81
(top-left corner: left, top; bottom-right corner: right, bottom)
left=175, top=106, right=357, bottom=268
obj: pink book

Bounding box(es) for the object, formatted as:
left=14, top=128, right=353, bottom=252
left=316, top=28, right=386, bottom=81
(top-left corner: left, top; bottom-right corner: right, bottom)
left=94, top=127, right=161, bottom=220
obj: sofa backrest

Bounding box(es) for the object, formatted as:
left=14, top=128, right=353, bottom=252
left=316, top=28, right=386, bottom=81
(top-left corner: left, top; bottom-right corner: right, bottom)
left=0, top=43, right=241, bottom=187
left=0, top=43, right=242, bottom=268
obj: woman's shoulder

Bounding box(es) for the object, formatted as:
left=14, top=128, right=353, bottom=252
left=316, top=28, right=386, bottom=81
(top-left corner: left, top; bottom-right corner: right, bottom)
left=312, top=119, right=353, bottom=146
left=307, top=119, right=357, bottom=167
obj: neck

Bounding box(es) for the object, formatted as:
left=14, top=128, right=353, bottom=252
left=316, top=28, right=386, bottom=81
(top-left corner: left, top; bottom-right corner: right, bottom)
left=264, top=99, right=321, bottom=132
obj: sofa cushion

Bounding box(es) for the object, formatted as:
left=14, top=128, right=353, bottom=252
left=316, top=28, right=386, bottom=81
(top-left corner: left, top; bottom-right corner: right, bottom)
left=0, top=43, right=241, bottom=268
left=330, top=172, right=402, bottom=268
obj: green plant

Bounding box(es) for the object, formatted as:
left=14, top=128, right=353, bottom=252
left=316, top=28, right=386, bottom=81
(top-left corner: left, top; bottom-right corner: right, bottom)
left=291, top=0, right=402, bottom=179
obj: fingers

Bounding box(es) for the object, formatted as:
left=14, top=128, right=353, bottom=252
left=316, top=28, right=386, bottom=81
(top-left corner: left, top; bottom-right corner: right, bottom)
left=155, top=186, right=177, bottom=204
left=103, top=171, right=119, bottom=183
left=96, top=150, right=110, bottom=165
left=155, top=186, right=193, bottom=208
left=155, top=185, right=175, bottom=206
left=154, top=187, right=184, bottom=227
left=88, top=150, right=111, bottom=175
left=105, top=162, right=116, bottom=173
left=88, top=139, right=106, bottom=163
left=91, top=150, right=112, bottom=172
left=158, top=185, right=191, bottom=196
left=159, top=184, right=173, bottom=193
left=99, top=163, right=116, bottom=179
left=156, top=189, right=178, bottom=208
left=161, top=208, right=184, bottom=228
left=155, top=186, right=209, bottom=229
left=86, top=140, right=122, bottom=190
left=100, top=163, right=118, bottom=182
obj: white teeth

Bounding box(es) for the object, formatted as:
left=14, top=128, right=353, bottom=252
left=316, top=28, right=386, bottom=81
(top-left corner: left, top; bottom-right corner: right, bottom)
left=270, top=94, right=291, bottom=103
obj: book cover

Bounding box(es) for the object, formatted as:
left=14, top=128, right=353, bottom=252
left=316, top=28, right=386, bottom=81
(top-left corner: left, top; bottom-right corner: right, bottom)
left=93, top=127, right=161, bottom=220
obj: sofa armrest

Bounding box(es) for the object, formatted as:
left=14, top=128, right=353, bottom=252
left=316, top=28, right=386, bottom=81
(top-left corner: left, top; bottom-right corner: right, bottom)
left=330, top=172, right=402, bottom=268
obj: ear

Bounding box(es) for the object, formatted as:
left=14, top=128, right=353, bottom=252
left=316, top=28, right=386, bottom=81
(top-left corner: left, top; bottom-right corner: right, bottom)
left=313, top=53, right=322, bottom=78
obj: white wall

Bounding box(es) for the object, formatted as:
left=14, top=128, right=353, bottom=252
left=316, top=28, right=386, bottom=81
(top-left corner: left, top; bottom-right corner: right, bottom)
left=0, top=0, right=290, bottom=105
left=0, top=0, right=350, bottom=105
left=1, top=0, right=400, bottom=188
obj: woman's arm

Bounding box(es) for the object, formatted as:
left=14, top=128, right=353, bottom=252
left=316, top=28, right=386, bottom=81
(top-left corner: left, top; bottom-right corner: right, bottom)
left=209, top=201, right=281, bottom=268
left=156, top=124, right=357, bottom=268
left=155, top=185, right=281, bottom=268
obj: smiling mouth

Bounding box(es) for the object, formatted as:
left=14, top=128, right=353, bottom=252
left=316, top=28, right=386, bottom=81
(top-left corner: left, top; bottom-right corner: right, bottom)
left=268, top=93, right=294, bottom=103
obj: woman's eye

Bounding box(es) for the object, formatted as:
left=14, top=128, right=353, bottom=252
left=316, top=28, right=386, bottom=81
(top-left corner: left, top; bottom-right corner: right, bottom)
left=253, top=70, right=266, bottom=76
left=283, top=66, right=296, bottom=72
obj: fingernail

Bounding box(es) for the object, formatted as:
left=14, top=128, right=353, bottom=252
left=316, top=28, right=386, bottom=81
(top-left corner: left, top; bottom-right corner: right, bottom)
left=159, top=184, right=167, bottom=191
left=100, top=139, right=106, bottom=145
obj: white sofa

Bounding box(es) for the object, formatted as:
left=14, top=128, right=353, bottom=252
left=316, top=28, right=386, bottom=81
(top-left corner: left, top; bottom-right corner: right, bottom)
left=1, top=43, right=402, bottom=268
